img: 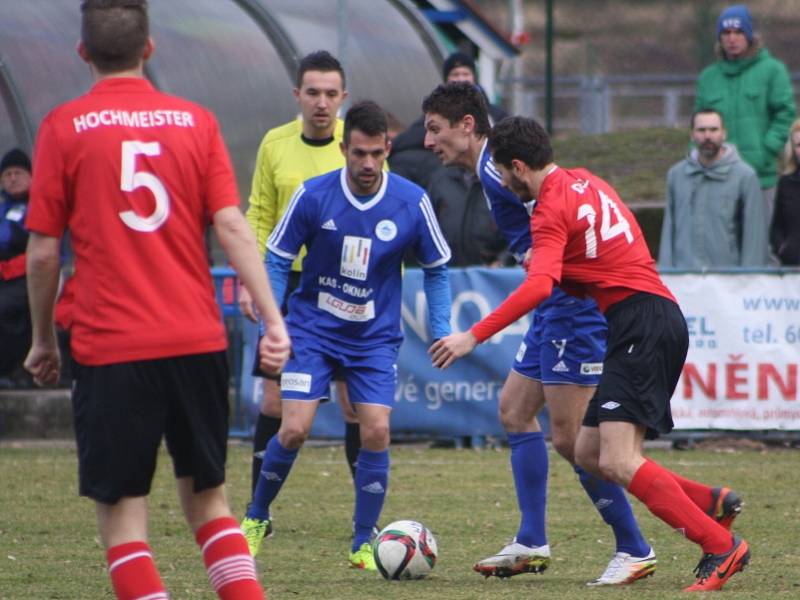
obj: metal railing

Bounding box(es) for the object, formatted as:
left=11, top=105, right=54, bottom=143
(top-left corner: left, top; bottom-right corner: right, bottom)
left=498, top=72, right=800, bottom=134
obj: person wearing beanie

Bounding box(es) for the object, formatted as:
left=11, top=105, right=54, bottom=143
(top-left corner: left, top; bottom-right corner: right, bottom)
left=443, top=51, right=477, bottom=82
left=695, top=4, right=796, bottom=223
left=0, top=147, right=33, bottom=379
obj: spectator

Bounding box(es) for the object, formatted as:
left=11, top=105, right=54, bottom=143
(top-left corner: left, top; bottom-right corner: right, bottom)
left=695, top=4, right=796, bottom=223
left=390, top=51, right=509, bottom=265
left=426, top=160, right=509, bottom=267
left=770, top=119, right=800, bottom=265
left=0, top=148, right=32, bottom=381
left=659, top=109, right=768, bottom=268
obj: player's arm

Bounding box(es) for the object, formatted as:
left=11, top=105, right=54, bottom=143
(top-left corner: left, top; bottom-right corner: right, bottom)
left=422, top=264, right=452, bottom=342
left=429, top=272, right=554, bottom=369
left=240, top=137, right=278, bottom=320
left=214, top=206, right=289, bottom=374
left=24, top=232, right=62, bottom=386
left=430, top=199, right=567, bottom=369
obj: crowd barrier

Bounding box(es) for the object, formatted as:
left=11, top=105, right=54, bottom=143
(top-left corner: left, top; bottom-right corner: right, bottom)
left=212, top=267, right=800, bottom=439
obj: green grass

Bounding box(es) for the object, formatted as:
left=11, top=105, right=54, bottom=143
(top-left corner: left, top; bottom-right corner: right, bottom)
left=554, top=127, right=688, bottom=204
left=1, top=443, right=798, bottom=599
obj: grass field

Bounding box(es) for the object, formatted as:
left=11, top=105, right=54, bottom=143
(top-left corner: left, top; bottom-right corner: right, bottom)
left=1, top=442, right=798, bottom=599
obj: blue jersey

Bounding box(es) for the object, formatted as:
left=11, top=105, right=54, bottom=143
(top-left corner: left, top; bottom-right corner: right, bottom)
left=268, top=168, right=451, bottom=350
left=477, top=140, right=600, bottom=317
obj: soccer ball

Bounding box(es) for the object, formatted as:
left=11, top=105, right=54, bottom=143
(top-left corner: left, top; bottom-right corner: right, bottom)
left=373, top=520, right=438, bottom=580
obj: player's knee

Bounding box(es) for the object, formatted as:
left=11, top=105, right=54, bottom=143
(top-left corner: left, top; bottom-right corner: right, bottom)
left=550, top=429, right=577, bottom=463
left=360, top=423, right=390, bottom=450
left=498, top=395, right=525, bottom=431
left=278, top=422, right=309, bottom=449
left=596, top=454, right=627, bottom=485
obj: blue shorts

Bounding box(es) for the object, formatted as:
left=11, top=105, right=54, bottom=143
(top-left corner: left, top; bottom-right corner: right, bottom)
left=512, top=301, right=607, bottom=386
left=280, top=335, right=398, bottom=407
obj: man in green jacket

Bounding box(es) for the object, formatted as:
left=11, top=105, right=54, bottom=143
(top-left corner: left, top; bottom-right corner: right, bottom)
left=695, top=4, right=796, bottom=223
left=659, top=109, right=768, bottom=269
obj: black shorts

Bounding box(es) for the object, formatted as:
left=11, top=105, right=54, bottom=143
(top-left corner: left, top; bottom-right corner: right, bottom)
left=72, top=351, right=229, bottom=504
left=583, top=293, right=688, bottom=439
left=252, top=270, right=301, bottom=379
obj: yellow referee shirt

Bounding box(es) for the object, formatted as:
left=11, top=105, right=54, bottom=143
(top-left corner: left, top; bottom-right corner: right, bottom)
left=246, top=117, right=345, bottom=271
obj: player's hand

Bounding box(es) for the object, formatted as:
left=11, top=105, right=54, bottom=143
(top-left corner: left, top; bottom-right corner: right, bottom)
left=258, top=320, right=291, bottom=376
left=238, top=285, right=258, bottom=323
left=24, top=340, right=61, bottom=387
left=429, top=331, right=477, bottom=369
left=522, top=248, right=531, bottom=270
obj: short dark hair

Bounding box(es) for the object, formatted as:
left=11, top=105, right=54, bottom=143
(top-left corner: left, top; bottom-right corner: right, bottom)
left=296, top=50, right=346, bottom=89
left=81, top=0, right=149, bottom=74
left=489, top=116, right=553, bottom=170
left=421, top=82, right=491, bottom=137
left=343, top=101, right=388, bottom=145
left=690, top=108, right=724, bottom=129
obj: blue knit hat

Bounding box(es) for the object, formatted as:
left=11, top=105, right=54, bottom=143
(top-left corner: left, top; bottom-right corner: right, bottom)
left=717, top=5, right=754, bottom=43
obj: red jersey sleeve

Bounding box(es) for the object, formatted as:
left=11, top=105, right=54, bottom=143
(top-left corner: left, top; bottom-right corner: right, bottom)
left=203, top=112, right=240, bottom=217
left=526, top=189, right=570, bottom=283
left=26, top=114, right=69, bottom=237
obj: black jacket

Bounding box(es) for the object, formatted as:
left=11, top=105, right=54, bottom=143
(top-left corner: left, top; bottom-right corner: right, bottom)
left=427, top=165, right=507, bottom=266
left=770, top=170, right=800, bottom=265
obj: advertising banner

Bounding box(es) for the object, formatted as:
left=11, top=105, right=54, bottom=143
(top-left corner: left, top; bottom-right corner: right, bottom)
left=664, top=272, right=800, bottom=430
left=237, top=269, right=800, bottom=437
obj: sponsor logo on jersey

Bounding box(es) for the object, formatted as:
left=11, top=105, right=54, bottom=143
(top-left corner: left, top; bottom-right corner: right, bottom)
left=340, top=235, right=371, bottom=281
left=317, top=292, right=375, bottom=322
left=341, top=283, right=372, bottom=299
left=322, top=219, right=337, bottom=231
left=361, top=481, right=385, bottom=494
left=601, top=401, right=621, bottom=410
left=515, top=341, right=528, bottom=363
left=580, top=362, right=604, bottom=375
left=281, top=372, right=312, bottom=393
left=552, top=360, right=570, bottom=373
left=375, top=219, right=397, bottom=241
left=318, top=276, right=337, bottom=289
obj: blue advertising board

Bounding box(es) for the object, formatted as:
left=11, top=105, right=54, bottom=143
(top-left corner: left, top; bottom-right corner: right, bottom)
left=238, top=267, right=547, bottom=439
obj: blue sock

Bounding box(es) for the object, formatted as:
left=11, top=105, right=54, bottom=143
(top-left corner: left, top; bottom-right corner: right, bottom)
left=508, top=432, right=548, bottom=547
left=352, top=448, right=389, bottom=552
left=246, top=436, right=298, bottom=521
left=574, top=465, right=651, bottom=556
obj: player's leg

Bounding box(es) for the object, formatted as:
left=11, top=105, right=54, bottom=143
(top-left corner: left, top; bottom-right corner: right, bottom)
left=250, top=271, right=301, bottom=495
left=335, top=380, right=361, bottom=480
left=244, top=338, right=332, bottom=555
left=595, top=295, right=748, bottom=591
left=178, top=482, right=264, bottom=600
left=251, top=378, right=282, bottom=494
left=344, top=351, right=395, bottom=571
left=473, top=340, right=551, bottom=579
left=644, top=462, right=742, bottom=530
left=74, top=360, right=169, bottom=600
left=166, top=351, right=265, bottom=599
left=546, top=383, right=655, bottom=585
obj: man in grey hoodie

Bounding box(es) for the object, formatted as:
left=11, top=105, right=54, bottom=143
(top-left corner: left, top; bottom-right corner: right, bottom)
left=659, top=108, right=768, bottom=268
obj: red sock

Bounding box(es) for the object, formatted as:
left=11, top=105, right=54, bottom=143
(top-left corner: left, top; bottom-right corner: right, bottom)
left=644, top=457, right=714, bottom=512
left=106, top=541, right=168, bottom=600
left=196, top=517, right=265, bottom=600
left=628, top=460, right=731, bottom=554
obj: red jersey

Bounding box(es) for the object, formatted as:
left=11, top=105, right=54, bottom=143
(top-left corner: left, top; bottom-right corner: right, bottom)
left=471, top=166, right=675, bottom=342
left=528, top=166, right=674, bottom=311
left=27, top=78, right=239, bottom=365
